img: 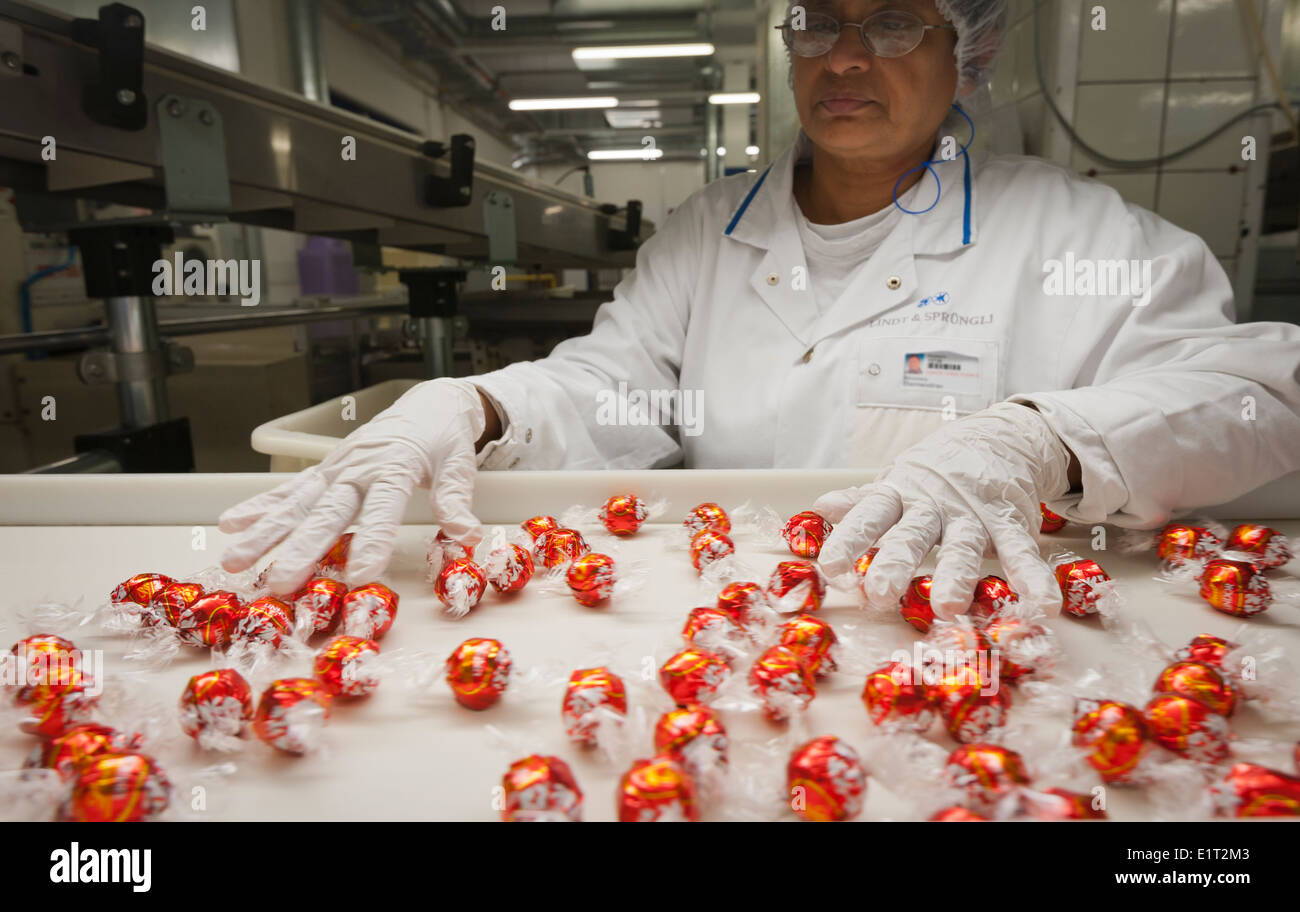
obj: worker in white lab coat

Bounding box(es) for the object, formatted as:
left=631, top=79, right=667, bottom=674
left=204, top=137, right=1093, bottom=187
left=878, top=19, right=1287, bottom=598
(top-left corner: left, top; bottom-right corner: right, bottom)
left=220, top=0, right=1300, bottom=620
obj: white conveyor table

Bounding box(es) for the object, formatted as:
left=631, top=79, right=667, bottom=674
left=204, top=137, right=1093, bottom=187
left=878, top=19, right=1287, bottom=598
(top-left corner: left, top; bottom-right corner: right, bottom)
left=2, top=471, right=1299, bottom=822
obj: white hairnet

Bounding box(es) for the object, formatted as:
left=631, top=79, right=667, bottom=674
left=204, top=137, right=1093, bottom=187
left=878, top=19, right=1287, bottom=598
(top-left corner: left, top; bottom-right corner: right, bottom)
left=781, top=0, right=1008, bottom=99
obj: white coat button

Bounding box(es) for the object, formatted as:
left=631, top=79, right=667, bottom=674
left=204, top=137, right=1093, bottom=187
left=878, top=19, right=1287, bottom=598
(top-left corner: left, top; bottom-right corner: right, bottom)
left=868, top=363, right=881, bottom=375
left=525, top=428, right=532, bottom=443
left=766, top=273, right=779, bottom=286
left=886, top=276, right=901, bottom=290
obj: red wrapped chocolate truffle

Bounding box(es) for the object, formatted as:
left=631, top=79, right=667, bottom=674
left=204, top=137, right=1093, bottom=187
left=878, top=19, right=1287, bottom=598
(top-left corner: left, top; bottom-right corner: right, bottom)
left=1039, top=503, right=1067, bottom=533
left=862, top=662, right=936, bottom=733
left=930, top=806, right=987, bottom=821
left=317, top=532, right=353, bottom=573
left=434, top=558, right=488, bottom=617
left=766, top=559, right=827, bottom=614
left=782, top=510, right=833, bottom=559
left=1144, top=694, right=1231, bottom=763
left=566, top=552, right=616, bottom=606
left=341, top=582, right=398, bottom=639
left=156, top=581, right=206, bottom=631
left=179, top=668, right=254, bottom=742
left=900, top=575, right=936, bottom=632
left=290, top=577, right=348, bottom=636
left=748, top=644, right=816, bottom=722
left=24, top=724, right=140, bottom=781
left=659, top=647, right=731, bottom=706
left=483, top=544, right=534, bottom=594
left=617, top=757, right=700, bottom=822
left=445, top=638, right=512, bottom=710
left=1210, top=763, right=1300, bottom=818
left=15, top=667, right=98, bottom=738
left=981, top=614, right=1051, bottom=682
left=969, top=575, right=1017, bottom=625
left=1054, top=559, right=1111, bottom=618
left=234, top=596, right=294, bottom=650
left=65, top=752, right=170, bottom=822
left=111, top=572, right=173, bottom=625
left=943, top=743, right=1030, bottom=814
left=537, top=528, right=589, bottom=569
left=253, top=678, right=333, bottom=755
left=600, top=493, right=648, bottom=536
left=1072, top=699, right=1148, bottom=784
left=683, top=502, right=730, bottom=536
left=1175, top=633, right=1236, bottom=670
left=689, top=528, right=734, bottom=573
left=520, top=515, right=559, bottom=543
left=681, top=607, right=747, bottom=656
left=787, top=735, right=867, bottom=822
left=777, top=614, right=837, bottom=677
left=1154, top=661, right=1236, bottom=716
left=715, top=580, right=768, bottom=627
left=1156, top=523, right=1222, bottom=565
left=501, top=754, right=583, bottom=822
left=562, top=667, right=627, bottom=746
left=927, top=666, right=1011, bottom=743
left=653, top=705, right=728, bottom=780
left=313, top=635, right=381, bottom=698
left=1224, top=523, right=1291, bottom=570
left=1198, top=558, right=1270, bottom=617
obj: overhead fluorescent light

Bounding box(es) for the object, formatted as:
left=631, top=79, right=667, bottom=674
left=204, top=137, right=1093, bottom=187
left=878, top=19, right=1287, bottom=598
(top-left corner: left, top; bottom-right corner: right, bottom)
left=709, top=92, right=761, bottom=105
left=588, top=148, right=665, bottom=160
left=745, top=145, right=760, bottom=156
left=509, top=96, right=619, bottom=111
left=573, top=43, right=715, bottom=61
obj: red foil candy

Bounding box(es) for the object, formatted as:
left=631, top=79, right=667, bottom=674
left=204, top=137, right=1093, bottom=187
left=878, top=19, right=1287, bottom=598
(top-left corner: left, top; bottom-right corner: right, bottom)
left=111, top=572, right=173, bottom=625
left=1039, top=503, right=1067, bottom=533
left=562, top=667, right=627, bottom=746
left=317, top=532, right=353, bottom=573
left=1023, top=787, right=1108, bottom=820
left=446, top=638, right=512, bottom=710
left=659, top=647, right=731, bottom=706
left=1144, top=694, right=1231, bottom=763
left=341, top=582, right=398, bottom=639
left=684, top=502, right=730, bottom=536
left=24, top=724, right=140, bottom=781
left=1225, top=523, right=1291, bottom=570
left=981, top=614, right=1049, bottom=681
left=944, top=743, right=1030, bottom=814
left=852, top=548, right=880, bottom=599
left=969, top=575, right=1017, bottom=625
left=689, top=528, right=734, bottom=572
left=179, top=668, right=254, bottom=741
left=653, top=705, right=728, bottom=780
left=787, top=735, right=867, bottom=822
left=749, top=644, right=816, bottom=722
left=253, top=678, right=333, bottom=754
left=715, top=580, right=768, bottom=627
left=1072, top=699, right=1149, bottom=784
left=899, top=576, right=936, bottom=632
left=600, top=493, right=648, bottom=536
left=157, top=581, right=206, bottom=631
left=681, top=607, right=747, bottom=656
left=314, top=636, right=381, bottom=697
left=1154, top=661, right=1237, bottom=716
left=1210, top=763, right=1300, bottom=818
left=484, top=544, right=534, bottom=594
left=16, top=668, right=98, bottom=738
left=567, top=553, right=616, bottom=606
left=65, top=753, right=171, bottom=822
left=930, top=806, right=987, bottom=821
left=290, top=577, right=348, bottom=636
left=777, top=614, right=837, bottom=677
left=782, top=510, right=833, bottom=558
left=435, top=558, right=488, bottom=617
left=1175, top=633, right=1236, bottom=670
left=617, top=757, right=700, bottom=822
left=537, top=528, right=590, bottom=569
left=501, top=755, right=583, bottom=822
left=520, top=515, right=559, bottom=543
left=862, top=662, right=937, bottom=733
left=766, top=559, right=828, bottom=614
left=9, top=634, right=81, bottom=694
left=235, top=596, right=294, bottom=650
left=1156, top=523, right=1222, bottom=564
left=1054, top=559, right=1111, bottom=618
left=1199, top=558, right=1270, bottom=617
left=927, top=666, right=1011, bottom=743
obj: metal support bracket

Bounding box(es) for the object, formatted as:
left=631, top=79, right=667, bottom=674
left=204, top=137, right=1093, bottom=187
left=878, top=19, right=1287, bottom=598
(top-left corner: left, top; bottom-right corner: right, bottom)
left=483, top=190, right=517, bottom=265
left=606, top=199, right=643, bottom=251
left=76, top=341, right=193, bottom=385
left=70, top=2, right=147, bottom=131
left=424, top=134, right=475, bottom=207
left=156, top=93, right=231, bottom=214
left=399, top=268, right=469, bottom=319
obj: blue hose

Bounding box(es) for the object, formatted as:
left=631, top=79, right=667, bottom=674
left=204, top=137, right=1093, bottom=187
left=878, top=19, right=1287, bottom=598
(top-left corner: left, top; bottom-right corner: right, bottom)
left=18, top=245, right=78, bottom=360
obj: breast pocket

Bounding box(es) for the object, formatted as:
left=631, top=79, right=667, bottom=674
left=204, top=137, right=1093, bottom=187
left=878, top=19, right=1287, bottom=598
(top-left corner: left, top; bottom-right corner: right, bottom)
left=856, top=336, right=1001, bottom=415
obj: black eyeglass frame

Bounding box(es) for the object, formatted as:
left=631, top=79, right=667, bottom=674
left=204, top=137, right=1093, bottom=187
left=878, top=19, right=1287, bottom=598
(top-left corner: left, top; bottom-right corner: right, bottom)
left=775, top=9, right=956, bottom=59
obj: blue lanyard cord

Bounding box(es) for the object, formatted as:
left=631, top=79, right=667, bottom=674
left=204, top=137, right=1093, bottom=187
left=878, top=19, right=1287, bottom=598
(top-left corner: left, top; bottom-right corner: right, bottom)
left=892, top=102, right=976, bottom=216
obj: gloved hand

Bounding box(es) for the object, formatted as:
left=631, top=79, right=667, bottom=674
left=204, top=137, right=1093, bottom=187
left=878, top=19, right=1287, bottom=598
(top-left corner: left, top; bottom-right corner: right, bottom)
left=219, top=378, right=488, bottom=596
left=815, top=401, right=1073, bottom=619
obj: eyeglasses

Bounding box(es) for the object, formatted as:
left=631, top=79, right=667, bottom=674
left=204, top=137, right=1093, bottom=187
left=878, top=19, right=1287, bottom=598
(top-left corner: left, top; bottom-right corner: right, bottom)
left=776, top=9, right=955, bottom=59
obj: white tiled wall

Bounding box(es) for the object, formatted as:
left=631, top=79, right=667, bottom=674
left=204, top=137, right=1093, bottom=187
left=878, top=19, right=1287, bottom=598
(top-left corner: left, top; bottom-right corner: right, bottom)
left=988, top=0, right=1287, bottom=311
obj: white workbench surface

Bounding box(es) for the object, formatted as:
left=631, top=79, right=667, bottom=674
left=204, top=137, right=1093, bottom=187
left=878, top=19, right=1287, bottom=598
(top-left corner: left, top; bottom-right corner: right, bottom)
left=1, top=471, right=1299, bottom=822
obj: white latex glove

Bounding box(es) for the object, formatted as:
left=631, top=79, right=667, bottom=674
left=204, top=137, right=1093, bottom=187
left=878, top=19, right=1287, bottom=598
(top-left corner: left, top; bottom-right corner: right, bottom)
left=815, top=402, right=1073, bottom=619
left=219, top=378, right=488, bottom=596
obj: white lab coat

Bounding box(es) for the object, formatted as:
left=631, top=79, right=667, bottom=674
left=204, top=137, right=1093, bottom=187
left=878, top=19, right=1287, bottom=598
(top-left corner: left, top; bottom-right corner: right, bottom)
left=471, top=129, right=1300, bottom=529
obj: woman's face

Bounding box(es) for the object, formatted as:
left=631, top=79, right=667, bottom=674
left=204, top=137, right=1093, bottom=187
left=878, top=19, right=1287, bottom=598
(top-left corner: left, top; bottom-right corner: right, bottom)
left=791, top=0, right=961, bottom=162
